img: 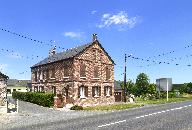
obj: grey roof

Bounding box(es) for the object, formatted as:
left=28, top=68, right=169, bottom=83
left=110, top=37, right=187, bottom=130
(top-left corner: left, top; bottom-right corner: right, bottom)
left=32, top=42, right=92, bottom=68
left=31, top=41, right=115, bottom=68
left=114, top=80, right=123, bottom=90
left=0, top=71, right=9, bottom=79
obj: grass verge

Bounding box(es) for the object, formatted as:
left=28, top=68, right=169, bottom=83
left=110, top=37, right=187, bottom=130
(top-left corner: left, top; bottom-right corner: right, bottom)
left=84, top=103, right=142, bottom=111
left=136, top=94, right=192, bottom=105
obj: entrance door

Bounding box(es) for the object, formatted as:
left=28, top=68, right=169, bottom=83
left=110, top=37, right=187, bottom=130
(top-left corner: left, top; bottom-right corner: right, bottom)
left=114, top=92, right=122, bottom=102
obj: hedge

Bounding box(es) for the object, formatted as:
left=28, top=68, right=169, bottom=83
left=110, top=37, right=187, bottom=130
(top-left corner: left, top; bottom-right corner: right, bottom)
left=12, top=91, right=55, bottom=107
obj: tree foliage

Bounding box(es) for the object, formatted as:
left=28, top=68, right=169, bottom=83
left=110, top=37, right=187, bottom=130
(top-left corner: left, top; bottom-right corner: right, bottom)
left=135, top=73, right=150, bottom=95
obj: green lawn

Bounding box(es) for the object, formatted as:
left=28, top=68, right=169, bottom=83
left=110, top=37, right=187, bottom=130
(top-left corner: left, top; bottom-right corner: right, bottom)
left=135, top=94, right=192, bottom=105
left=84, top=103, right=142, bottom=111
left=83, top=94, right=192, bottom=111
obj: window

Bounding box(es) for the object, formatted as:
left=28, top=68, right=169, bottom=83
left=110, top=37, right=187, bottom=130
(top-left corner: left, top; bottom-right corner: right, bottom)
left=94, top=66, right=99, bottom=78
left=92, top=86, right=101, bottom=97
left=106, top=66, right=111, bottom=80
left=93, top=49, right=96, bottom=61
left=7, top=89, right=11, bottom=94
left=42, top=70, right=45, bottom=79
left=39, top=71, right=43, bottom=80
left=39, top=86, right=44, bottom=92
left=64, top=65, right=69, bottom=77
left=46, top=69, right=49, bottom=80
left=104, top=86, right=112, bottom=96
left=34, top=86, right=38, bottom=92
left=78, top=86, right=88, bottom=98
left=52, top=86, right=56, bottom=94
left=80, top=63, right=86, bottom=77
left=51, top=68, right=55, bottom=78
left=34, top=71, right=37, bottom=82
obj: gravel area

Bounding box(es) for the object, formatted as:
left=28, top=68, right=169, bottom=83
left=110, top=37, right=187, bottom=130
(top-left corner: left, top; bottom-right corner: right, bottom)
left=0, top=100, right=107, bottom=129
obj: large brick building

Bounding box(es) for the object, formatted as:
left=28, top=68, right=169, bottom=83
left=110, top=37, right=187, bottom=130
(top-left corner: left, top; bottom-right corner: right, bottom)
left=31, top=34, right=115, bottom=106
left=0, top=72, right=8, bottom=113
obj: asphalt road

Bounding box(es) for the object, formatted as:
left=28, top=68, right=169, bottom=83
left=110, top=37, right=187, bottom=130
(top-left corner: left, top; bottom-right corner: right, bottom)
left=9, top=101, right=192, bottom=130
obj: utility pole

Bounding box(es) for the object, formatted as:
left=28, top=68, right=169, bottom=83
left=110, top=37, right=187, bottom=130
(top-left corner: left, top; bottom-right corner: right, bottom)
left=124, top=54, right=127, bottom=102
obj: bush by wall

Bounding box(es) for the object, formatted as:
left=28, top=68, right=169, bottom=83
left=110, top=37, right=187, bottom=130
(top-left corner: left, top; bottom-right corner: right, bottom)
left=70, top=105, right=83, bottom=110
left=12, top=91, right=54, bottom=107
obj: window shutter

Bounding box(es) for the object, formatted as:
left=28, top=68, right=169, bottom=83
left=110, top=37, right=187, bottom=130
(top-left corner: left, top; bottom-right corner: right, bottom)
left=92, top=87, right=95, bottom=97
left=104, top=86, right=106, bottom=96
left=78, top=86, right=80, bottom=98
left=85, top=86, right=88, bottom=97
left=99, top=86, right=101, bottom=96
left=110, top=86, right=112, bottom=96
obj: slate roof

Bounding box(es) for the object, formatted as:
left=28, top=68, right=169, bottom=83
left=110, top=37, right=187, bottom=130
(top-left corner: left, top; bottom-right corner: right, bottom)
left=0, top=71, right=9, bottom=79
left=114, top=80, right=123, bottom=90
left=31, top=41, right=115, bottom=68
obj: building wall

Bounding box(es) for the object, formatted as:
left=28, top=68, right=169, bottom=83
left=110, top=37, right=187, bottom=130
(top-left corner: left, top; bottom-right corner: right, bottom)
left=31, top=42, right=115, bottom=106
left=0, top=80, right=7, bottom=106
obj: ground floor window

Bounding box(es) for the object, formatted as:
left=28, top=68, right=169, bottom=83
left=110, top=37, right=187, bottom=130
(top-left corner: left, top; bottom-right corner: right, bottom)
left=92, top=86, right=101, bottom=97
left=39, top=86, right=44, bottom=92
left=79, top=85, right=88, bottom=98
left=7, top=89, right=11, bottom=94
left=34, top=86, right=38, bottom=92
left=52, top=86, right=56, bottom=94
left=104, top=86, right=112, bottom=96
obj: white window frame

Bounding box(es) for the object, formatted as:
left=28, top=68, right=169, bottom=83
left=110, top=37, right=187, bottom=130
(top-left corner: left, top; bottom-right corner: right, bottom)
left=94, top=87, right=99, bottom=97
left=106, top=86, right=110, bottom=96
left=80, top=86, right=85, bottom=98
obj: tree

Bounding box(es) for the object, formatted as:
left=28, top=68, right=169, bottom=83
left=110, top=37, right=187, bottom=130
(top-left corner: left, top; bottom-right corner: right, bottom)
left=147, top=84, right=156, bottom=94
left=120, top=79, right=135, bottom=95
left=135, top=73, right=150, bottom=95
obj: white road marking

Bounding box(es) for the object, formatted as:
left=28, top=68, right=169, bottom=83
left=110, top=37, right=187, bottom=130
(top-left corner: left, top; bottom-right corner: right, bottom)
left=98, top=104, right=192, bottom=128
left=98, top=120, right=126, bottom=128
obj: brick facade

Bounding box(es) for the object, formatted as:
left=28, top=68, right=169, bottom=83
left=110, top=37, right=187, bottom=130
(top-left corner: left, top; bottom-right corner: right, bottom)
left=31, top=37, right=115, bottom=107
left=0, top=72, right=8, bottom=112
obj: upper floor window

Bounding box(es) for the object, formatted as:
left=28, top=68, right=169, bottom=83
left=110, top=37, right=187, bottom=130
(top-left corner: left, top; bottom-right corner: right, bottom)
left=34, top=71, right=37, bottom=82
left=46, top=69, right=49, bottom=80
left=80, top=63, right=86, bottom=77
left=94, top=66, right=99, bottom=78
left=106, top=66, right=111, bottom=80
left=64, top=65, right=69, bottom=77
left=93, top=49, right=96, bottom=61
left=51, top=68, right=55, bottom=78
left=52, top=86, right=56, bottom=95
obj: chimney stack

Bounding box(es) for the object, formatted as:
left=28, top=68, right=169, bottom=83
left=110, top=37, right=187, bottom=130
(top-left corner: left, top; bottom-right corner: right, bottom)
left=92, top=34, right=97, bottom=42
left=49, top=46, right=56, bottom=56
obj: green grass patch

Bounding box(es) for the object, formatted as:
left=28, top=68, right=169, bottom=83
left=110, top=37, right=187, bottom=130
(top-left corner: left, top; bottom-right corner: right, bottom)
left=135, top=94, right=192, bottom=105
left=84, top=103, right=142, bottom=111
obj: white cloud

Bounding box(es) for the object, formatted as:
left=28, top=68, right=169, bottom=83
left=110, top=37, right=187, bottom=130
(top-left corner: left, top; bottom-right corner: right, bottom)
left=91, top=10, right=97, bottom=15
left=63, top=31, right=84, bottom=39
left=8, top=52, right=22, bottom=59
left=98, top=11, right=139, bottom=31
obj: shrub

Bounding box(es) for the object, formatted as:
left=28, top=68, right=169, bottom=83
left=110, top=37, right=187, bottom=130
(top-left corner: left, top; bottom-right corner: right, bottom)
left=12, top=91, right=54, bottom=107
left=70, top=105, right=83, bottom=110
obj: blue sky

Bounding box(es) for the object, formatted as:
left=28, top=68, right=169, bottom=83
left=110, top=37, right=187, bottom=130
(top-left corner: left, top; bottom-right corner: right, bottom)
left=0, top=0, right=192, bottom=84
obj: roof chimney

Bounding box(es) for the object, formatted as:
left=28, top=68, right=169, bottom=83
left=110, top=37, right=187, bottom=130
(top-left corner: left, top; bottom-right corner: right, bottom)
left=92, top=34, right=97, bottom=42
left=49, top=46, right=56, bottom=56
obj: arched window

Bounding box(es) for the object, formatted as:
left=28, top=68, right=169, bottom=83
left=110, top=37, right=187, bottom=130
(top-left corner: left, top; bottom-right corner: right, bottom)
left=80, top=63, right=86, bottom=77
